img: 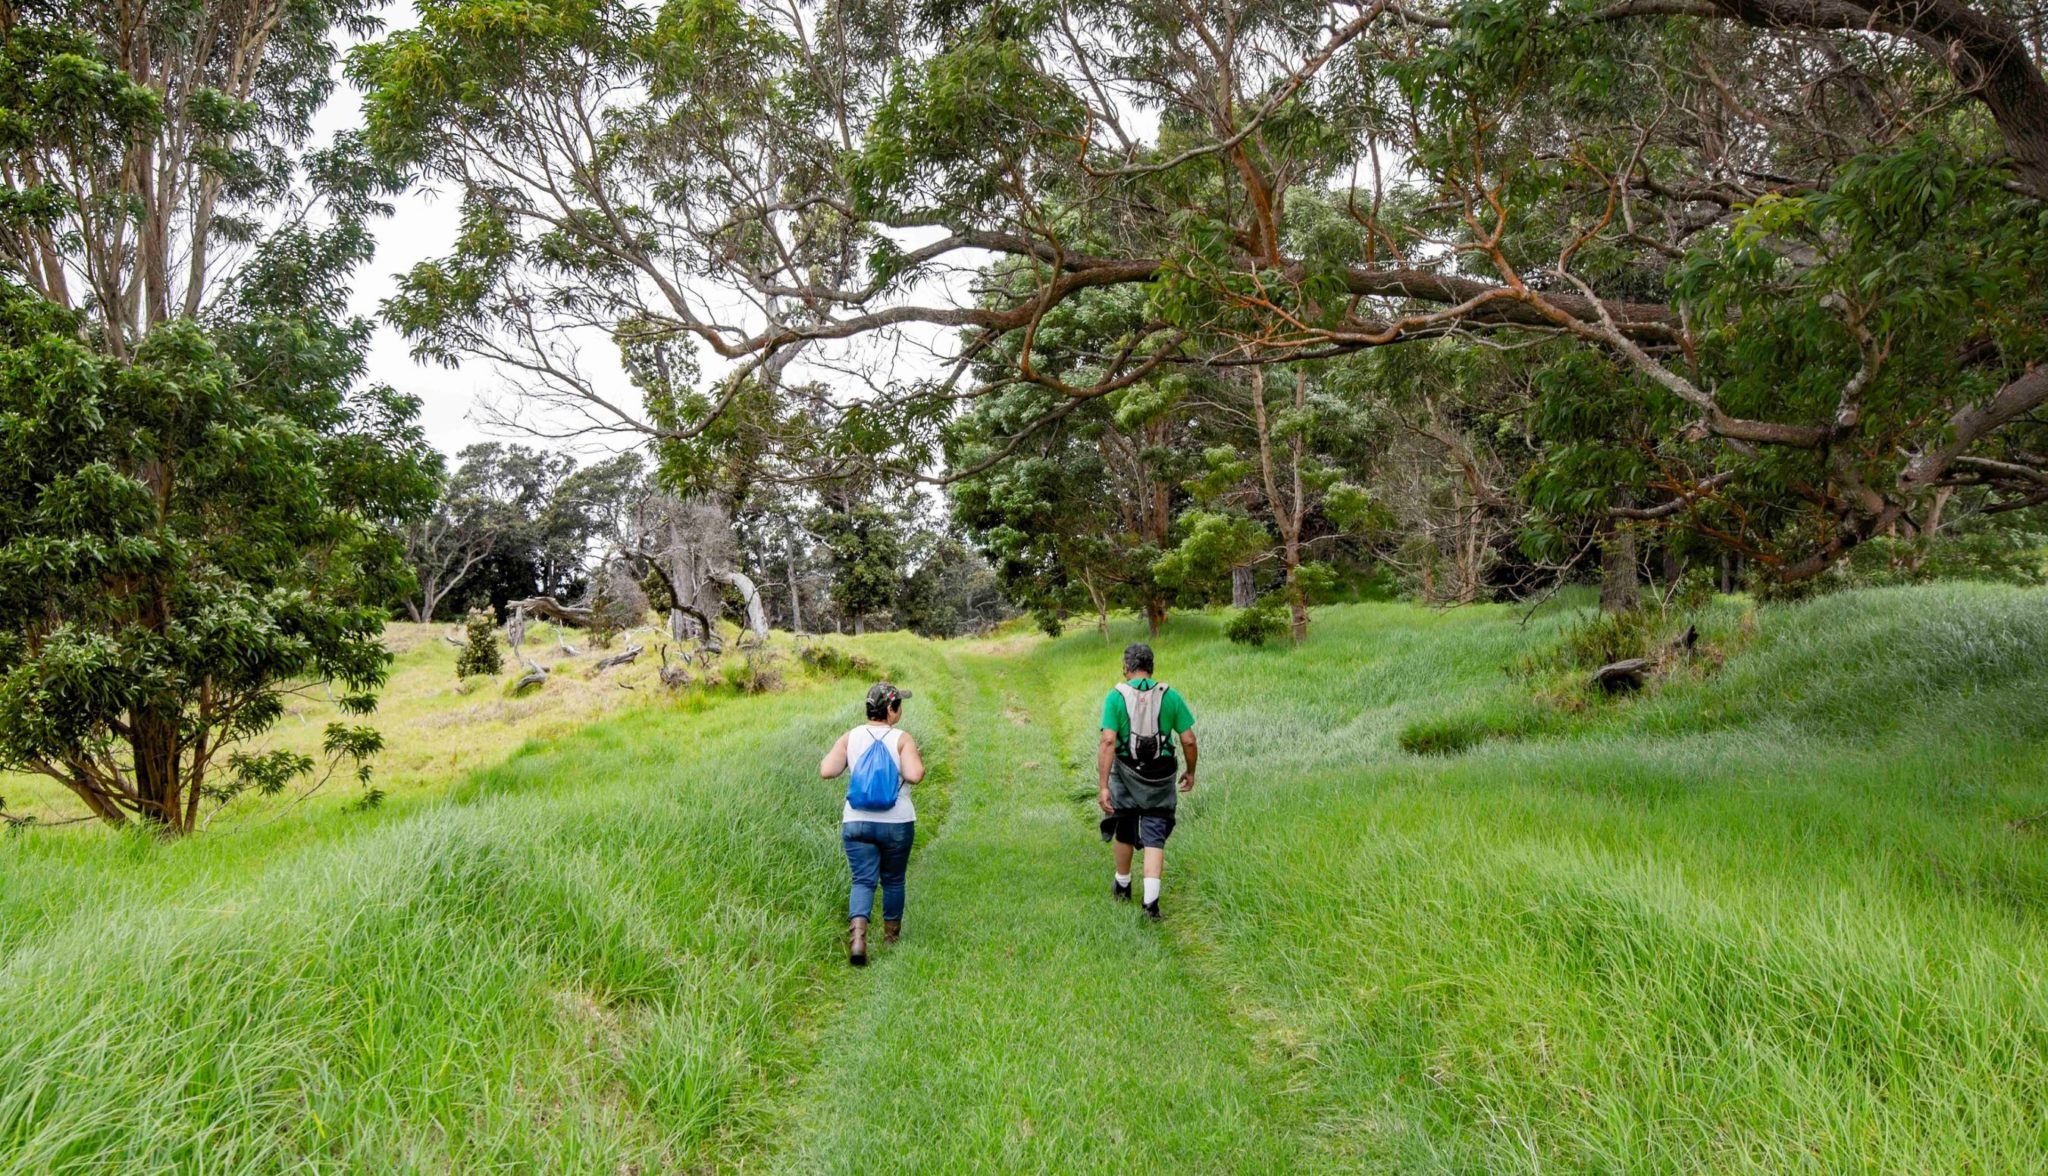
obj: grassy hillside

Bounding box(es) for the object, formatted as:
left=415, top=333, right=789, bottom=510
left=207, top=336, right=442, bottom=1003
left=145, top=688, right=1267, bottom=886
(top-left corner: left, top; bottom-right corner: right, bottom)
left=4, top=585, right=2047, bottom=1172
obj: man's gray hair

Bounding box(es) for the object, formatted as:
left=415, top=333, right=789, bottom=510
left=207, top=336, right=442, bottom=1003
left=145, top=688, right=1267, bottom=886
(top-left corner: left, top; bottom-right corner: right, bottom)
left=1122, top=642, right=1154, bottom=674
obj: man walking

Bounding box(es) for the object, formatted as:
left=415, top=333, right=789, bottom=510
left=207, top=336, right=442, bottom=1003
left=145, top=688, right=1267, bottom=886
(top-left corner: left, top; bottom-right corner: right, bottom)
left=1097, top=642, right=1197, bottom=919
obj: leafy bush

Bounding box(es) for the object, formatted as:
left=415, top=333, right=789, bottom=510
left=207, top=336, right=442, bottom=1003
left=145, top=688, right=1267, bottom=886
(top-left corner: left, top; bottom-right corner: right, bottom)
left=1516, top=573, right=1721, bottom=677
left=1225, top=595, right=1290, bottom=646
left=797, top=643, right=877, bottom=679
left=456, top=608, right=502, bottom=679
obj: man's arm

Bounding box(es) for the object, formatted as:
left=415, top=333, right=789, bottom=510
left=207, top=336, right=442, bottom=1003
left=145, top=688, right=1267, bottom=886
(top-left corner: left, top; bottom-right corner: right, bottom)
left=1178, top=729, right=1199, bottom=793
left=819, top=733, right=849, bottom=779
left=1097, top=728, right=1117, bottom=814
left=898, top=731, right=926, bottom=784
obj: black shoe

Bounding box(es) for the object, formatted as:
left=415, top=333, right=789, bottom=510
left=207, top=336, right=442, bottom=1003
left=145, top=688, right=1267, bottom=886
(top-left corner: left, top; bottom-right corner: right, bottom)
left=1142, top=899, right=1162, bottom=921
left=1113, top=880, right=1132, bottom=902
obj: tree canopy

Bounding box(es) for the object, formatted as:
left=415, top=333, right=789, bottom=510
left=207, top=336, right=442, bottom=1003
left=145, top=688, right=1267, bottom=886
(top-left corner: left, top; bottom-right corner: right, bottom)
left=349, top=0, right=2048, bottom=590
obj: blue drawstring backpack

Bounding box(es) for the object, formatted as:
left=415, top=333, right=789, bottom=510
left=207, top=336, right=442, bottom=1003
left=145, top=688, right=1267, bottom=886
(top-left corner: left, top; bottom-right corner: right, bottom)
left=846, top=731, right=902, bottom=810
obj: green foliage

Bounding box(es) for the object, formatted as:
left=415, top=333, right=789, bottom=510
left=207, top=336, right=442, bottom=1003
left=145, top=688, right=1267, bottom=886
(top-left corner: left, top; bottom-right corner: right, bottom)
left=456, top=607, right=503, bottom=679
left=1153, top=510, right=1269, bottom=594
left=1224, top=594, right=1291, bottom=646
left=1832, top=518, right=2048, bottom=591
left=810, top=501, right=907, bottom=629
left=897, top=535, right=1009, bottom=637
left=0, top=282, right=408, bottom=832
left=795, top=642, right=877, bottom=680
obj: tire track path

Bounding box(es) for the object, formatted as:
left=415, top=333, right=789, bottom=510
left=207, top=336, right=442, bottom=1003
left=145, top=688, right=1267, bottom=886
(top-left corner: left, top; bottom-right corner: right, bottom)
left=755, top=648, right=1309, bottom=1173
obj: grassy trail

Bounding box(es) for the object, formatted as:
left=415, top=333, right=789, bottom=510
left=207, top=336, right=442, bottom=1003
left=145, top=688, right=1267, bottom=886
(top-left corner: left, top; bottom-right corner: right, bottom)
left=762, top=648, right=1309, bottom=1173
left=7, top=587, right=2048, bottom=1172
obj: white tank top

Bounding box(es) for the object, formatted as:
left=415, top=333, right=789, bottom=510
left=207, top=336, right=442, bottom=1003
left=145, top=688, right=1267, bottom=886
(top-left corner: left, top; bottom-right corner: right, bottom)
left=841, top=724, right=915, bottom=824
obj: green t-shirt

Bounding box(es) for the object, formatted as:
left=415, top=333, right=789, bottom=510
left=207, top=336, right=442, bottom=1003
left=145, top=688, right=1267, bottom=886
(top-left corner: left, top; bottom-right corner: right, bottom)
left=1100, top=678, right=1195, bottom=742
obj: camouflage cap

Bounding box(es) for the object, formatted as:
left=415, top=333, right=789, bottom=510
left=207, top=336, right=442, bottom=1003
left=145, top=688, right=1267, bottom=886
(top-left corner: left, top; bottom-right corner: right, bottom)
left=866, top=682, right=912, bottom=708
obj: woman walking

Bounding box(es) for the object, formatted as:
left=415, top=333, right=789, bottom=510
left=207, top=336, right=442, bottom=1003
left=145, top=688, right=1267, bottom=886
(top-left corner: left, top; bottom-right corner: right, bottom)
left=818, top=682, right=924, bottom=965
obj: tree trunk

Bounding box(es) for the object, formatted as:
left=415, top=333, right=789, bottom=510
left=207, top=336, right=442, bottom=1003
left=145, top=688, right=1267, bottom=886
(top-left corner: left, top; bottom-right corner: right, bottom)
left=1599, top=520, right=1641, bottom=613
left=787, top=547, right=804, bottom=634
left=1231, top=564, right=1256, bottom=608
left=131, top=706, right=187, bottom=833
left=1456, top=489, right=1481, bottom=605
left=1283, top=545, right=1308, bottom=642
left=711, top=570, right=770, bottom=637
left=1083, top=572, right=1110, bottom=641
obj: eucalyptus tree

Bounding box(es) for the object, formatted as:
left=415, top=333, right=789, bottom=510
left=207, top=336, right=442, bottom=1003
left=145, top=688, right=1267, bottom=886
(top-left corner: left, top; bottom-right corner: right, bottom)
left=355, top=0, right=2048, bottom=585
left=0, top=0, right=389, bottom=347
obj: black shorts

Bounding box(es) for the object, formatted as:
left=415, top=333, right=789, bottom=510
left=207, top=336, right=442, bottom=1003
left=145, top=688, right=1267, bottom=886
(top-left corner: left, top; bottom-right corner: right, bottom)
left=1101, top=810, right=1176, bottom=849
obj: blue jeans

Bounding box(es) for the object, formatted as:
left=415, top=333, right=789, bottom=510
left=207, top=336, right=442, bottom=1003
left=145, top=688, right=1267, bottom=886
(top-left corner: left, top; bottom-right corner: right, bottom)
left=842, top=820, right=915, bottom=922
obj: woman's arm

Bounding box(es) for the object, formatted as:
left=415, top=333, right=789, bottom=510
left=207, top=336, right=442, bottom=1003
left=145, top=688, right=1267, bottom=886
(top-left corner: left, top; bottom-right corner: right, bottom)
left=897, top=731, right=926, bottom=784
left=819, top=734, right=849, bottom=779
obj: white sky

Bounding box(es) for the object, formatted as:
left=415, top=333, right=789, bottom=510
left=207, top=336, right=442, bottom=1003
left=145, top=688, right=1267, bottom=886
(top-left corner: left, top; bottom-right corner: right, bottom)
left=313, top=39, right=493, bottom=457
left=311, top=2, right=1118, bottom=470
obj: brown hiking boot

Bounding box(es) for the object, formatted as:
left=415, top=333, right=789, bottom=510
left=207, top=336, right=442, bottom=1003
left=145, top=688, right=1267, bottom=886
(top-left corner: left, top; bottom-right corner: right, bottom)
left=883, top=919, right=902, bottom=944
left=849, top=917, right=869, bottom=966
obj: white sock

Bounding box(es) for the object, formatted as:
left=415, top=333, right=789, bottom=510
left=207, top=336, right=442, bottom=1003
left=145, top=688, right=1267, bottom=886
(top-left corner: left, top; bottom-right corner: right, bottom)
left=1143, top=878, right=1161, bottom=904
left=1114, top=873, right=1131, bottom=887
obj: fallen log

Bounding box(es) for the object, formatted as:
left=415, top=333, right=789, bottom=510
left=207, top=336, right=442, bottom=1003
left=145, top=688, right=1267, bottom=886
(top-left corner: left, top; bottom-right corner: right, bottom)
left=1590, top=657, right=1651, bottom=693
left=506, top=596, right=594, bottom=627
left=512, top=658, right=550, bottom=693
left=591, top=644, right=643, bottom=674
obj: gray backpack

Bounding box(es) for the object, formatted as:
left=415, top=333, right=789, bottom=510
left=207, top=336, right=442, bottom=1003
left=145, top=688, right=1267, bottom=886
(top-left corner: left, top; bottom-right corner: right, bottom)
left=1114, top=681, right=1176, bottom=779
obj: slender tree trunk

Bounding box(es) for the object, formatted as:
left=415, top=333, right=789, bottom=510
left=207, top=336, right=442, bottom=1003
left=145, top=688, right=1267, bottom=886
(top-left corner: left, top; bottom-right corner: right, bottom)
left=1253, top=368, right=1313, bottom=639
left=1283, top=535, right=1308, bottom=641
left=1083, top=571, right=1110, bottom=641
left=787, top=546, right=804, bottom=634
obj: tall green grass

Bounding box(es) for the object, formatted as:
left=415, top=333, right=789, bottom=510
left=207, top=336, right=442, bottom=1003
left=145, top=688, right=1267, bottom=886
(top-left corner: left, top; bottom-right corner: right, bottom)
left=0, top=673, right=924, bottom=1173
left=4, top=586, right=2046, bottom=1172
left=1030, top=584, right=2048, bottom=1170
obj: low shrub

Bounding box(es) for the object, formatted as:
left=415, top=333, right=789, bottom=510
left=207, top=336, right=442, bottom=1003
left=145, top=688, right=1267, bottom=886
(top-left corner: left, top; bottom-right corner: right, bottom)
left=797, top=643, right=877, bottom=679
left=722, top=651, right=785, bottom=695
left=456, top=608, right=502, bottom=679
left=1225, top=595, right=1290, bottom=646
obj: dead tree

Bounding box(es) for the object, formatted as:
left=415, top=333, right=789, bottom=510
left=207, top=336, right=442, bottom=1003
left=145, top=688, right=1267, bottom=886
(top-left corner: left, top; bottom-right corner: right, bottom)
left=621, top=493, right=770, bottom=649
